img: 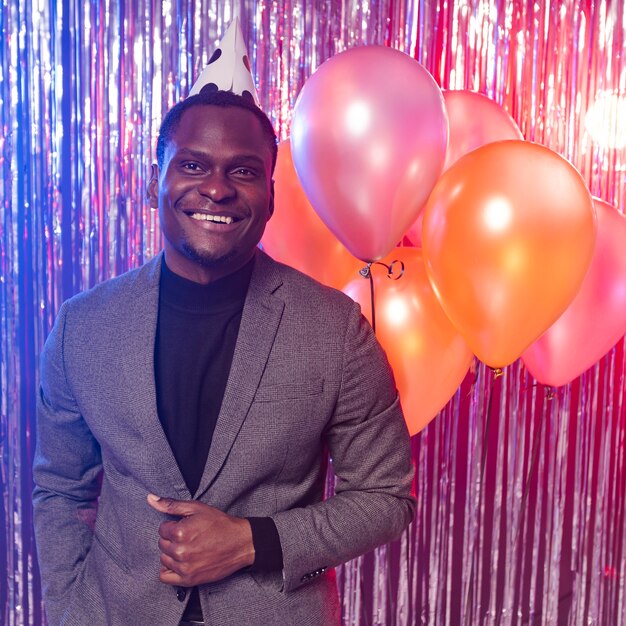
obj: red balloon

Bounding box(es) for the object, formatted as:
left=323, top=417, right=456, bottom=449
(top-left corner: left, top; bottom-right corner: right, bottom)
left=522, top=199, right=626, bottom=386
left=422, top=140, right=596, bottom=368
left=343, top=247, right=474, bottom=435
left=262, top=140, right=364, bottom=290
left=291, top=45, right=448, bottom=262
left=405, top=91, right=522, bottom=247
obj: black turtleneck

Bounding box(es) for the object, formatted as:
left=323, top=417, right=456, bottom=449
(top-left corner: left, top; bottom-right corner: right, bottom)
left=154, top=256, right=282, bottom=620
left=155, top=258, right=253, bottom=494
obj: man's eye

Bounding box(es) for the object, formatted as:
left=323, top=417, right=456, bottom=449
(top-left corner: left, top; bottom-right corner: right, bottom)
left=182, top=162, right=202, bottom=171
left=232, top=168, right=256, bottom=177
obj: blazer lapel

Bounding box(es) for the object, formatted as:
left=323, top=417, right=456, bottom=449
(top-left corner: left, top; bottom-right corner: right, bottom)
left=120, top=253, right=190, bottom=498
left=195, top=252, right=285, bottom=497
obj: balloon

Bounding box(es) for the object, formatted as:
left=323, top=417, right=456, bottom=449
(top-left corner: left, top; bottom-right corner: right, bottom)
left=291, top=45, right=448, bottom=262
left=522, top=199, right=626, bottom=386
left=404, top=211, right=424, bottom=248
left=405, top=91, right=523, bottom=246
left=261, top=140, right=363, bottom=290
left=343, top=247, right=474, bottom=435
left=442, top=90, right=523, bottom=170
left=422, top=140, right=596, bottom=368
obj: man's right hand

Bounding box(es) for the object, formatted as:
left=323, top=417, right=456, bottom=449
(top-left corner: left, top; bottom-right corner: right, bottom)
left=147, top=494, right=255, bottom=587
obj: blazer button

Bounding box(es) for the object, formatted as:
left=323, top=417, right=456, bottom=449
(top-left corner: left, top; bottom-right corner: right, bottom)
left=176, top=587, right=187, bottom=602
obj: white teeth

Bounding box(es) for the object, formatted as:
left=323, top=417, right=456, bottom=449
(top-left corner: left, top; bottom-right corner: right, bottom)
left=189, top=213, right=234, bottom=224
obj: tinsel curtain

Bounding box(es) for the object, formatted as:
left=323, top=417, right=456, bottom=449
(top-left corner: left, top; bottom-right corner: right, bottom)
left=1, top=1, right=625, bottom=624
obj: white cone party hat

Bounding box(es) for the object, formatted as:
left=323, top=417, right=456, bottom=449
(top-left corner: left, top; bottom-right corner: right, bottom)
left=188, top=17, right=260, bottom=105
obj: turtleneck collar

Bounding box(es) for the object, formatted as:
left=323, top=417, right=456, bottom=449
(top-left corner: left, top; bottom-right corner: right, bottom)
left=159, top=255, right=255, bottom=314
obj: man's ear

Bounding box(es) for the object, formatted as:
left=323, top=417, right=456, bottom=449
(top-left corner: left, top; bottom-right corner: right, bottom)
left=267, top=179, right=275, bottom=219
left=147, top=163, right=160, bottom=208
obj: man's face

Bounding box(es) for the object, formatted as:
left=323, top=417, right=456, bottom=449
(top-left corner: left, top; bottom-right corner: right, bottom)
left=148, top=105, right=274, bottom=283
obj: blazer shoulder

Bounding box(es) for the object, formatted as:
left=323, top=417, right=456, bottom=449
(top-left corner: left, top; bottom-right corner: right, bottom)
left=260, top=252, right=359, bottom=313
left=62, top=255, right=161, bottom=313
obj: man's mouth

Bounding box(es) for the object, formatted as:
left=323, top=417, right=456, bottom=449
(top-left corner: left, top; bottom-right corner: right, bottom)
left=185, top=211, right=240, bottom=225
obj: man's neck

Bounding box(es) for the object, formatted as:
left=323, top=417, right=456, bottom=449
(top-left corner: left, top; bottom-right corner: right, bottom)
left=162, top=247, right=257, bottom=284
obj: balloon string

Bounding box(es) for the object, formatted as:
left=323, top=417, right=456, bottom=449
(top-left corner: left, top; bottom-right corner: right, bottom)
left=369, top=271, right=376, bottom=333
left=464, top=366, right=503, bottom=623
left=492, top=385, right=554, bottom=622
left=480, top=367, right=503, bottom=480
left=359, top=259, right=406, bottom=335
left=513, top=385, right=555, bottom=546
left=359, top=263, right=376, bottom=332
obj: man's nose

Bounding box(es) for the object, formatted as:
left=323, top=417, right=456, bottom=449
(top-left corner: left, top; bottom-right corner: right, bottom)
left=198, top=172, right=235, bottom=202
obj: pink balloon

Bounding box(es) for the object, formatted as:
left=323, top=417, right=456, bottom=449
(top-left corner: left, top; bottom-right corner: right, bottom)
left=261, top=140, right=364, bottom=290
left=405, top=91, right=522, bottom=246
left=442, top=90, right=523, bottom=170
left=522, top=199, right=626, bottom=386
left=291, top=46, right=448, bottom=262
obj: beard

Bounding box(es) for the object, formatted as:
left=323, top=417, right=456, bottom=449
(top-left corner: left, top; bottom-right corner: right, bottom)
left=180, top=238, right=240, bottom=269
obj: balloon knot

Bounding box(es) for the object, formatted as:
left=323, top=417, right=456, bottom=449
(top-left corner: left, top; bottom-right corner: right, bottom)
left=359, top=263, right=372, bottom=278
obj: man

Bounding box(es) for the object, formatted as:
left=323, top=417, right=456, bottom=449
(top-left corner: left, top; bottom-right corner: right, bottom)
left=33, top=83, right=415, bottom=625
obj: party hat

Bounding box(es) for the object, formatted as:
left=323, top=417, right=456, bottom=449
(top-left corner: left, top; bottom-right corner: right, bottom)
left=188, top=17, right=260, bottom=105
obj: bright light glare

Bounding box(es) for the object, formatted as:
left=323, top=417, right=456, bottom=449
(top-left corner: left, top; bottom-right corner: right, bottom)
left=483, top=198, right=513, bottom=232
left=291, top=115, right=305, bottom=148
left=585, top=93, right=626, bottom=149
left=345, top=101, right=371, bottom=137
left=385, top=296, right=410, bottom=327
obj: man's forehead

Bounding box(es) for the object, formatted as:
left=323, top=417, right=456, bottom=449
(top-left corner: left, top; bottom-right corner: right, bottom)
left=180, top=103, right=261, bottom=130
left=163, top=104, right=272, bottom=165
left=173, top=105, right=267, bottom=144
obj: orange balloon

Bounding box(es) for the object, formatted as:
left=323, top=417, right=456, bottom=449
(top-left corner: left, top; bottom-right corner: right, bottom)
left=422, top=140, right=596, bottom=368
left=343, top=247, right=474, bottom=435
left=262, top=140, right=363, bottom=289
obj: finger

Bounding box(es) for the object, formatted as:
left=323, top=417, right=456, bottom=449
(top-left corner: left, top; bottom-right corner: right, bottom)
left=159, top=554, right=193, bottom=585
left=160, top=552, right=182, bottom=573
left=158, top=536, right=185, bottom=561
left=147, top=494, right=198, bottom=516
left=157, top=519, right=181, bottom=540
left=159, top=562, right=183, bottom=584
left=159, top=566, right=185, bottom=586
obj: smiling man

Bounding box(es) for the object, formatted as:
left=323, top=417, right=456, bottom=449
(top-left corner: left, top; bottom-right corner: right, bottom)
left=32, top=57, right=415, bottom=626
left=151, top=99, right=276, bottom=284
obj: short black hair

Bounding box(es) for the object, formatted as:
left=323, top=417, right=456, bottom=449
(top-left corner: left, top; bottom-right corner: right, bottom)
left=155, top=87, right=278, bottom=173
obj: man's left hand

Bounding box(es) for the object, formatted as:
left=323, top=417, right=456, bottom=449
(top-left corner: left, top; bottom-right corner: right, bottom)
left=147, top=494, right=255, bottom=587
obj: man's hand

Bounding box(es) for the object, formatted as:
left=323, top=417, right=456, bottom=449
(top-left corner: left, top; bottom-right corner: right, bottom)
left=147, top=494, right=255, bottom=587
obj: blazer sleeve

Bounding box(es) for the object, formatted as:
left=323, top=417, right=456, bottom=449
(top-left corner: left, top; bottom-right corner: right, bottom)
left=32, top=301, right=103, bottom=626
left=272, top=300, right=416, bottom=592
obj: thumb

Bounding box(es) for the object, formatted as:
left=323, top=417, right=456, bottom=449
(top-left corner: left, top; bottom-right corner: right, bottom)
left=147, top=494, right=199, bottom=517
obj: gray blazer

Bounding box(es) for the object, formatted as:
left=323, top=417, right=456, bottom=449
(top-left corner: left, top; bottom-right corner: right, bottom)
left=33, top=250, right=416, bottom=626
